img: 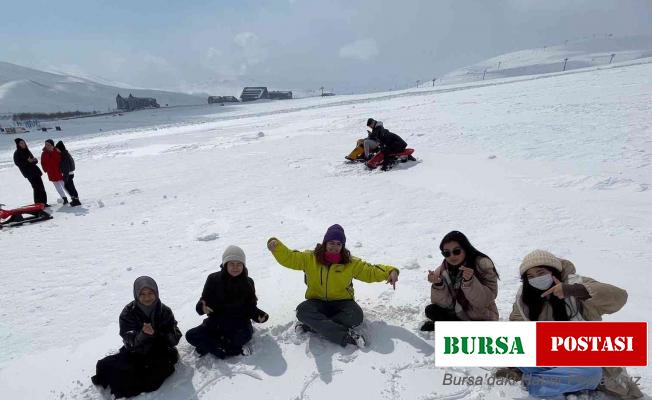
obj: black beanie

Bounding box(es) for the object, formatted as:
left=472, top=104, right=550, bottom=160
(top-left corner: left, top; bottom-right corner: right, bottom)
left=366, top=118, right=376, bottom=128
left=45, top=139, right=55, bottom=146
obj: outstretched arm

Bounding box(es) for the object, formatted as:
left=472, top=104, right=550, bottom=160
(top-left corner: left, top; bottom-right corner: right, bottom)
left=351, top=257, right=399, bottom=287
left=267, top=238, right=312, bottom=271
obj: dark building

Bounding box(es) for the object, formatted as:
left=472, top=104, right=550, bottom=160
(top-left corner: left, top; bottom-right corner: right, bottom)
left=269, top=91, right=293, bottom=100
left=116, top=94, right=160, bottom=111
left=208, top=96, right=240, bottom=104
left=240, top=87, right=269, bottom=102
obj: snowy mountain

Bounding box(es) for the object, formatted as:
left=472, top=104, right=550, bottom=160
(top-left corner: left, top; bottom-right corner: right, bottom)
left=441, top=34, right=652, bottom=84
left=0, top=61, right=206, bottom=113
left=0, top=58, right=651, bottom=399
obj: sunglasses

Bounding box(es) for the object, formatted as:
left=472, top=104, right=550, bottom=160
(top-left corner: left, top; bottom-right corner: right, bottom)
left=441, top=248, right=463, bottom=258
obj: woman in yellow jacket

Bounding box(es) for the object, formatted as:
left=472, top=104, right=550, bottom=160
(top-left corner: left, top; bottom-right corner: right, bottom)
left=267, top=224, right=399, bottom=348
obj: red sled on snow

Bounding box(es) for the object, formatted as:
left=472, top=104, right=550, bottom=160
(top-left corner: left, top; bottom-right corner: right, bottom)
left=0, top=203, right=52, bottom=229
left=366, top=148, right=416, bottom=170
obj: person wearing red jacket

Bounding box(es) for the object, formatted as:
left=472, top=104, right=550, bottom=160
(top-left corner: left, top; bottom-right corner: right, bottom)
left=41, top=139, right=69, bottom=204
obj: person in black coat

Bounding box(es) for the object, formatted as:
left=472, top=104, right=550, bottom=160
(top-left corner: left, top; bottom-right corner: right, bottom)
left=186, top=245, right=269, bottom=358
left=367, top=118, right=408, bottom=154
left=12, top=138, right=47, bottom=205
left=91, top=276, right=182, bottom=399
left=55, top=141, right=81, bottom=206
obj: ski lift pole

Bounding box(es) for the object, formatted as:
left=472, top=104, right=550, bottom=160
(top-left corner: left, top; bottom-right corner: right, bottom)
left=482, top=68, right=487, bottom=80
left=562, top=58, right=569, bottom=71
left=609, top=53, right=615, bottom=64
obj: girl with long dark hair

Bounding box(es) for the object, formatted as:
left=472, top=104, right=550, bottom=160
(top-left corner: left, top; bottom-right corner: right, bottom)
left=420, top=230, right=499, bottom=331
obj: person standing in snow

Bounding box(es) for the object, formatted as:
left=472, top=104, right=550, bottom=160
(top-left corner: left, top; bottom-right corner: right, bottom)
left=55, top=140, right=81, bottom=206
left=13, top=138, right=48, bottom=205
left=267, top=224, right=399, bottom=347
left=420, top=230, right=499, bottom=331
left=40, top=139, right=68, bottom=204
left=91, top=276, right=182, bottom=399
left=186, top=245, right=269, bottom=358
left=501, top=250, right=643, bottom=399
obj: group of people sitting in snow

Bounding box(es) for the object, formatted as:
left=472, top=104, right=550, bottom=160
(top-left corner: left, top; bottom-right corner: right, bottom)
left=90, top=225, right=642, bottom=399
left=12, top=138, right=82, bottom=207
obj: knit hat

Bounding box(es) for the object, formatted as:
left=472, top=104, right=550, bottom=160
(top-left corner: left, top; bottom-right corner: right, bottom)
left=45, top=139, right=55, bottom=146
left=55, top=141, right=67, bottom=151
left=133, top=276, right=159, bottom=300
left=14, top=138, right=24, bottom=148
left=366, top=118, right=376, bottom=128
left=222, top=245, right=246, bottom=265
left=323, top=224, right=346, bottom=245
left=519, top=250, right=563, bottom=276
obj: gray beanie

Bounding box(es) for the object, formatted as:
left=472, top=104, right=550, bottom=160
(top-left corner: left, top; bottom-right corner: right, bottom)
left=133, top=276, right=159, bottom=301
left=223, top=245, right=246, bottom=265
left=519, top=250, right=563, bottom=276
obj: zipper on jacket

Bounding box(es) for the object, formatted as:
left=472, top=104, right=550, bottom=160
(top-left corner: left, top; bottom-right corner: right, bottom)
left=325, top=265, right=331, bottom=301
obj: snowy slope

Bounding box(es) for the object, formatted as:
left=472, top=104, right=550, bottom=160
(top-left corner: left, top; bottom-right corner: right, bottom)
left=0, top=60, right=651, bottom=400
left=442, top=35, right=652, bottom=84
left=0, top=61, right=206, bottom=113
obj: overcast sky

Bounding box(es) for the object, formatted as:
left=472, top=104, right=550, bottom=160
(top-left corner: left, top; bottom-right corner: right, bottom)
left=1, top=0, right=651, bottom=95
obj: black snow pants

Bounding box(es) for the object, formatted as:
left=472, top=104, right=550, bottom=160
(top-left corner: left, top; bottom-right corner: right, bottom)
left=63, top=174, right=79, bottom=198
left=296, top=299, right=364, bottom=346
left=425, top=304, right=461, bottom=321
left=27, top=176, right=47, bottom=205
left=186, top=316, right=253, bottom=358
left=92, top=347, right=178, bottom=399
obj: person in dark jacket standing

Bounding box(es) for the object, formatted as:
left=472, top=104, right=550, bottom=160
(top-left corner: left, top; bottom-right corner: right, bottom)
left=186, top=245, right=269, bottom=358
left=91, top=276, right=182, bottom=399
left=55, top=141, right=81, bottom=206
left=13, top=138, right=47, bottom=205
left=367, top=118, right=408, bottom=155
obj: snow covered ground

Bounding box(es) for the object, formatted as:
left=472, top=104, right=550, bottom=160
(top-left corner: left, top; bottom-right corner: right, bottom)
left=0, top=59, right=651, bottom=400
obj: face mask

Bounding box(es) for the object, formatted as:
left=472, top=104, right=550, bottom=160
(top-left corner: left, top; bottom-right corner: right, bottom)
left=528, top=274, right=554, bottom=290
left=324, top=252, right=341, bottom=264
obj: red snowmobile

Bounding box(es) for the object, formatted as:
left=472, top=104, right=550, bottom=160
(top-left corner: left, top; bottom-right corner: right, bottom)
left=365, top=148, right=416, bottom=170
left=0, top=203, right=52, bottom=229
left=345, top=141, right=416, bottom=170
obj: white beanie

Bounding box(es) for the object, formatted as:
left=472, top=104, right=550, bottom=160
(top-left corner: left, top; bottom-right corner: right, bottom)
left=222, top=245, right=246, bottom=265
left=519, top=249, right=562, bottom=276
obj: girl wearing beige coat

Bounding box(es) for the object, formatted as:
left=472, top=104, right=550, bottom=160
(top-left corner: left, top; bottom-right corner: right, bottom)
left=509, top=249, right=643, bottom=399
left=420, top=231, right=499, bottom=331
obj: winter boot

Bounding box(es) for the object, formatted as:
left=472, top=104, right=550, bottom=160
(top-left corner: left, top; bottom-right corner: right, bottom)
left=294, top=322, right=314, bottom=335
left=419, top=320, right=435, bottom=332
left=565, top=390, right=595, bottom=400
left=345, top=328, right=367, bottom=348
left=62, top=197, right=69, bottom=205
left=494, top=367, right=523, bottom=382
left=70, top=198, right=81, bottom=207
left=241, top=344, right=253, bottom=356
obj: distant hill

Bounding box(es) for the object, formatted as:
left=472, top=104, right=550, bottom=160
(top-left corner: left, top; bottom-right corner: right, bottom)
left=0, top=61, right=206, bottom=113
left=441, top=34, right=652, bottom=84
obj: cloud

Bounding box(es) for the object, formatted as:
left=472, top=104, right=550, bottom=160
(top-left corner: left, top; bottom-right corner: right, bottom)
left=339, top=38, right=379, bottom=61
left=234, top=32, right=258, bottom=48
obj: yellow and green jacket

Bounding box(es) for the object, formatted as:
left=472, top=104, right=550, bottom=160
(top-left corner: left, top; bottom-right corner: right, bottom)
left=269, top=238, right=398, bottom=301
